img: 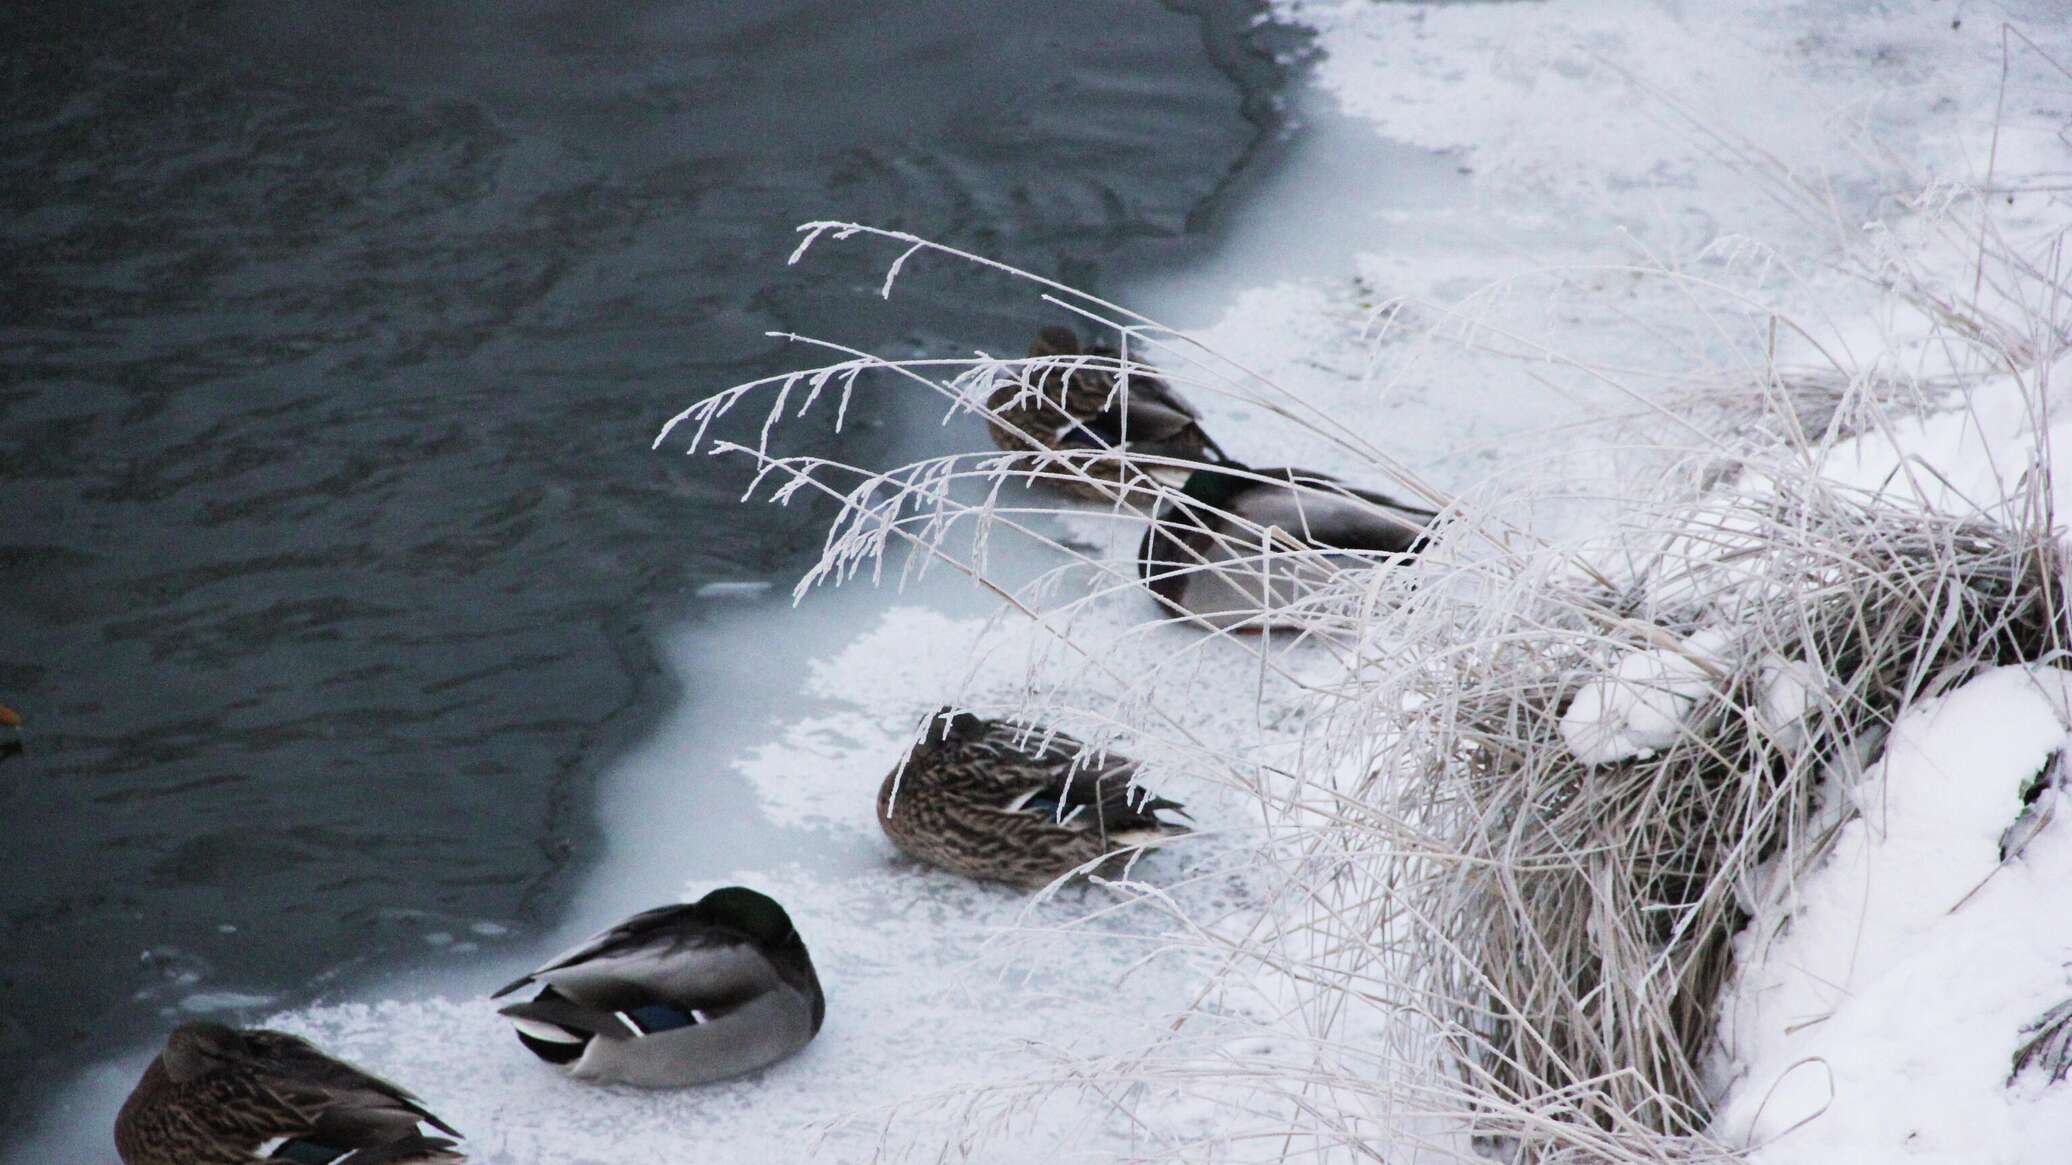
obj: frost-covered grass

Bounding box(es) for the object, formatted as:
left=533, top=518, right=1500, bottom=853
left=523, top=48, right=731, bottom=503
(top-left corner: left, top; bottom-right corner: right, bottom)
left=1344, top=458, right=2069, bottom=1160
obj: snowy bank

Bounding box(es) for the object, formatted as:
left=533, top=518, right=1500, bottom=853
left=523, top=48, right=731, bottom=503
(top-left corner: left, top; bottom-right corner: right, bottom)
left=1712, top=666, right=2072, bottom=1162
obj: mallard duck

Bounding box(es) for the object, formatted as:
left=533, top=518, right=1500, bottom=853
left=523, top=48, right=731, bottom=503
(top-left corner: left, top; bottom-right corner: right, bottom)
left=985, top=325, right=1224, bottom=500
left=876, top=708, right=1190, bottom=889
left=1138, top=463, right=1438, bottom=630
left=492, top=886, right=825, bottom=1088
left=114, top=1021, right=463, bottom=1165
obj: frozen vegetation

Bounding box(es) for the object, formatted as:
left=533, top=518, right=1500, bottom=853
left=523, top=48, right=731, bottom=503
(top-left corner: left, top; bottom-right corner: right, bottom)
left=34, top=2, right=2072, bottom=1163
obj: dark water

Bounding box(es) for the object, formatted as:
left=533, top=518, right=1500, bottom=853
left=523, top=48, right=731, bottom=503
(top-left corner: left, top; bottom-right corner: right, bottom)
left=0, top=0, right=1285, bottom=1137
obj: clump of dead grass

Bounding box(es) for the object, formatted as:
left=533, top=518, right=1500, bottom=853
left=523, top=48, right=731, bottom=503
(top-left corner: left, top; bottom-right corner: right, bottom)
left=1351, top=466, right=2068, bottom=1160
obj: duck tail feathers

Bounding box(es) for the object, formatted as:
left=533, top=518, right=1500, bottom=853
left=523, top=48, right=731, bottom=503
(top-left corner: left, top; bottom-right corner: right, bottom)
left=345, top=1135, right=467, bottom=1164
left=1108, top=824, right=1186, bottom=850
left=275, top=1135, right=465, bottom=1165
left=487, top=973, right=535, bottom=1001
left=1150, top=798, right=1193, bottom=823
left=359, top=1135, right=468, bottom=1164
left=498, top=995, right=638, bottom=1041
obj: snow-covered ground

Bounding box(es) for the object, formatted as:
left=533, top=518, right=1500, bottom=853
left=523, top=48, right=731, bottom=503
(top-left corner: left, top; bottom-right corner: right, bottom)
left=1711, top=665, right=2072, bottom=1162
left=27, top=2, right=2072, bottom=1162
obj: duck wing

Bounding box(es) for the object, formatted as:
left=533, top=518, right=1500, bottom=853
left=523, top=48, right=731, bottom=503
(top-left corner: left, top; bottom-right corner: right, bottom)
left=1061, top=352, right=1213, bottom=453
left=1000, top=769, right=1188, bottom=836
left=494, top=903, right=702, bottom=997
left=961, top=720, right=1186, bottom=834
left=1064, top=392, right=1211, bottom=454
left=1231, top=468, right=1435, bottom=555
left=495, top=906, right=782, bottom=1020
left=240, top=1029, right=462, bottom=1141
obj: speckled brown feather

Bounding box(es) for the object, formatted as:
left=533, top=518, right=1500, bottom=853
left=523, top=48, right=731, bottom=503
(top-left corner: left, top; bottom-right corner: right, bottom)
left=114, top=1022, right=462, bottom=1165
left=877, top=710, right=1189, bottom=889
left=984, top=326, right=1222, bottom=500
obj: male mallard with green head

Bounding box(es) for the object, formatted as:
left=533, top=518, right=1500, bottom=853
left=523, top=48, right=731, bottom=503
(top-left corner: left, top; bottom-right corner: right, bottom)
left=1139, top=462, right=1439, bottom=630
left=877, top=708, right=1190, bottom=889
left=492, top=886, right=825, bottom=1088
left=115, top=1021, right=463, bottom=1165
left=985, top=325, right=1224, bottom=500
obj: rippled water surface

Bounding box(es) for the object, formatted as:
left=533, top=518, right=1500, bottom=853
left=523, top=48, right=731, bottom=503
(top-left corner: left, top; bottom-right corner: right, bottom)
left=0, top=0, right=1282, bottom=1133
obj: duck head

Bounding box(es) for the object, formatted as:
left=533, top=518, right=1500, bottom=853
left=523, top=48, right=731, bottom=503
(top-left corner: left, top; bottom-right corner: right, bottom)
left=1028, top=326, right=1083, bottom=358
left=693, top=886, right=797, bottom=947
left=1176, top=464, right=1258, bottom=510
left=899, top=707, right=988, bottom=763
left=929, top=707, right=989, bottom=743
left=694, top=887, right=822, bottom=1033
left=160, top=1021, right=243, bottom=1083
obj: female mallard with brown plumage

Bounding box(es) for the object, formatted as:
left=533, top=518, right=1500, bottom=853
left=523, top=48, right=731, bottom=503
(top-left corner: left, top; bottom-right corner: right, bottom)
left=877, top=708, right=1190, bottom=889
left=1139, top=462, right=1439, bottom=631
left=984, top=325, right=1224, bottom=500
left=115, top=1021, right=463, bottom=1165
